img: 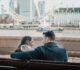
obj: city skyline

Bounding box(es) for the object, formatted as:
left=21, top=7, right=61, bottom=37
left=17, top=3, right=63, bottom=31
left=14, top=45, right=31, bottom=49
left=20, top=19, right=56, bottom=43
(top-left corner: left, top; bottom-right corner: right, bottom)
left=1, top=0, right=80, bottom=14
left=45, top=0, right=80, bottom=12
left=0, top=0, right=45, bottom=19
left=0, top=0, right=80, bottom=20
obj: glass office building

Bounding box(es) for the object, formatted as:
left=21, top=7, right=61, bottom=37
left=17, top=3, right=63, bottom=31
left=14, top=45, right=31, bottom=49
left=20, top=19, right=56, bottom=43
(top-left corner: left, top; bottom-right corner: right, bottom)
left=18, top=0, right=32, bottom=18
left=38, top=0, right=45, bottom=16
left=0, top=0, right=17, bottom=15
left=0, top=0, right=10, bottom=15
left=17, top=0, right=45, bottom=20
left=0, top=0, right=45, bottom=20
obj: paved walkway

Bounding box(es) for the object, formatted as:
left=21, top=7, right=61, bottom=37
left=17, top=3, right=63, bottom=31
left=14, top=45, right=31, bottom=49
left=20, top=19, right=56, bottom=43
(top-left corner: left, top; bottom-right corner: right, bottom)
left=0, top=30, right=80, bottom=38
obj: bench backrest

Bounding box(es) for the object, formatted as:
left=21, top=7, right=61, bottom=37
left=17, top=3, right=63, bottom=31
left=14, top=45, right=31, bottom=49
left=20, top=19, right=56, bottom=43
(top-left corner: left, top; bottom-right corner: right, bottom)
left=0, top=59, right=80, bottom=70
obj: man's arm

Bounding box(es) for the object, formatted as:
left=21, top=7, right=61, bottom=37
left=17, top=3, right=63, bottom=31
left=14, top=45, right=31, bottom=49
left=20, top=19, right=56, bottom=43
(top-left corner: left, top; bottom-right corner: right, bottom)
left=62, top=48, right=68, bottom=62
left=10, top=47, right=43, bottom=59
left=15, top=48, right=22, bottom=52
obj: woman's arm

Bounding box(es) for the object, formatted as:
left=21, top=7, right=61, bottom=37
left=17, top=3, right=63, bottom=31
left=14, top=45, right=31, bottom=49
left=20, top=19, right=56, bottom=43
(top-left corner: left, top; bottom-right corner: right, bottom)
left=15, top=48, right=22, bottom=52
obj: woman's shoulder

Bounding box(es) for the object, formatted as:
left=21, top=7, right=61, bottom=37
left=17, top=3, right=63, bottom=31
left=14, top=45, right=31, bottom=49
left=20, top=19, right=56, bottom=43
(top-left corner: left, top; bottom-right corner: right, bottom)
left=21, top=45, right=34, bottom=52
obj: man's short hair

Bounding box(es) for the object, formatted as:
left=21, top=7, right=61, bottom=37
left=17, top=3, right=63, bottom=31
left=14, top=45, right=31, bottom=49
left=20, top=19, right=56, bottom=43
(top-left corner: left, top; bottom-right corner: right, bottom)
left=43, top=31, right=55, bottom=40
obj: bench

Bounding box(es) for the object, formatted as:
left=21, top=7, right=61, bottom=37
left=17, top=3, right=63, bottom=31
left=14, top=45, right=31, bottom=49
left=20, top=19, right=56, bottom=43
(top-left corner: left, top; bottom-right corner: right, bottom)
left=0, top=58, right=80, bottom=70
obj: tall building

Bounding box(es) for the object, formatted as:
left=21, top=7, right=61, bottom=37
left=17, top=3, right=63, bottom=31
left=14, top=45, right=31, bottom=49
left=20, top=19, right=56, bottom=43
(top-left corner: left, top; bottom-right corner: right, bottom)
left=9, top=0, right=45, bottom=20
left=0, top=0, right=17, bottom=15
left=38, top=0, right=45, bottom=16
left=9, top=0, right=19, bottom=14
left=0, top=0, right=10, bottom=15
left=32, top=0, right=40, bottom=20
left=9, top=0, right=14, bottom=10
left=18, top=0, right=33, bottom=19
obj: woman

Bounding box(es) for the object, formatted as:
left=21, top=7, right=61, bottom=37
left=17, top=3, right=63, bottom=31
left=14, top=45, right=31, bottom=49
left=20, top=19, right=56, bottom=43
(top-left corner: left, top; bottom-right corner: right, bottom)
left=15, top=36, right=34, bottom=52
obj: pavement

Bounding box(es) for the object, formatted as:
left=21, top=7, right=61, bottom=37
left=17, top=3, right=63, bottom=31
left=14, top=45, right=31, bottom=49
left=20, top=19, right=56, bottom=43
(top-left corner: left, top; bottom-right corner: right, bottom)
left=0, top=30, right=80, bottom=38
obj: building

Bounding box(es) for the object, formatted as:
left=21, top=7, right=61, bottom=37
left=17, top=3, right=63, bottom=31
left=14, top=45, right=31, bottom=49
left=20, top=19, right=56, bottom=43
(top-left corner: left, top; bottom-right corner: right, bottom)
left=0, top=0, right=10, bottom=15
left=17, top=0, right=45, bottom=20
left=9, top=0, right=18, bottom=12
left=53, top=8, right=80, bottom=26
left=38, top=0, right=45, bottom=16
left=18, top=0, right=32, bottom=19
left=9, top=0, right=14, bottom=10
left=0, top=0, right=45, bottom=21
left=50, top=0, right=80, bottom=27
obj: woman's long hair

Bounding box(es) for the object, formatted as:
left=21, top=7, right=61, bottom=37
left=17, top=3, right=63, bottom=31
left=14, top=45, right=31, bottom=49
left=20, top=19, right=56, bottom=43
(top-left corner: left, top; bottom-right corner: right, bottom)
left=18, top=36, right=32, bottom=48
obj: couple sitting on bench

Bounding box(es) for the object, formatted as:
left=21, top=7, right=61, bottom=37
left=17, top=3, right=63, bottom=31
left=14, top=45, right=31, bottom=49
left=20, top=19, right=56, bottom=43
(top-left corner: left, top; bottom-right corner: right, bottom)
left=10, top=31, right=68, bottom=62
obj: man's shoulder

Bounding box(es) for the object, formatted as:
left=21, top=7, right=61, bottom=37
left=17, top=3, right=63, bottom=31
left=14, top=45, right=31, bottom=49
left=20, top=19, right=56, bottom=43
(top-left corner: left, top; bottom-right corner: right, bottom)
left=54, top=47, right=67, bottom=53
left=34, top=45, right=45, bottom=52
left=36, top=45, right=44, bottom=49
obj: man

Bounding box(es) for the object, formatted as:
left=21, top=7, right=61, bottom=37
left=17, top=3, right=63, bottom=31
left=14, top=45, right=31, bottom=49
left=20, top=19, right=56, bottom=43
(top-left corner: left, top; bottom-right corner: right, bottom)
left=10, top=31, right=68, bottom=62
